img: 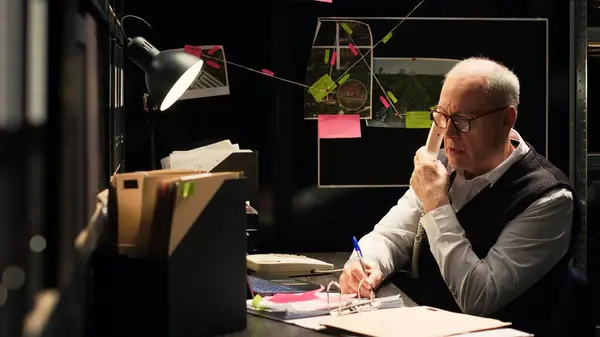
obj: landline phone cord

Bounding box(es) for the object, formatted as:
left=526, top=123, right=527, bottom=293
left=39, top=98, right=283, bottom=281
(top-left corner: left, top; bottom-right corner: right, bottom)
left=411, top=213, right=426, bottom=279
left=411, top=171, right=455, bottom=278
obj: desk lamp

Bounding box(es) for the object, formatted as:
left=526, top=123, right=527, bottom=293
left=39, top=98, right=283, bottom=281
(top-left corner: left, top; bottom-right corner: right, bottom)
left=114, top=13, right=203, bottom=168
left=126, top=36, right=204, bottom=111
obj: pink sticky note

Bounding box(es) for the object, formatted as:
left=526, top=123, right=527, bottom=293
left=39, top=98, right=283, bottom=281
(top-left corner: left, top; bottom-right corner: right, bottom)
left=207, top=45, right=220, bottom=55
left=206, top=60, right=221, bottom=69
left=318, top=114, right=361, bottom=139
left=348, top=43, right=358, bottom=56
left=261, top=68, right=274, bottom=76
left=379, top=95, right=390, bottom=108
left=269, top=287, right=324, bottom=304
left=184, top=45, right=202, bottom=58
left=330, top=51, right=337, bottom=66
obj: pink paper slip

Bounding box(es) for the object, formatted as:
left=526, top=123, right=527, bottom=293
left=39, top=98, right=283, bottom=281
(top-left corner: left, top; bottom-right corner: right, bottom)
left=207, top=45, right=220, bottom=55
left=269, top=287, right=324, bottom=304
left=318, top=114, right=361, bottom=139
left=183, top=45, right=202, bottom=58
left=348, top=43, right=358, bottom=56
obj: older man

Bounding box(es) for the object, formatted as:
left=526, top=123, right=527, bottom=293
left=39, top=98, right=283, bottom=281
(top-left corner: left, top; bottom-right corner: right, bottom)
left=339, top=57, right=579, bottom=335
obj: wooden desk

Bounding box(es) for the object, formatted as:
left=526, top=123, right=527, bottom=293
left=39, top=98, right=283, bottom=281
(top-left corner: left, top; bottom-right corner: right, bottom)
left=219, top=252, right=417, bottom=336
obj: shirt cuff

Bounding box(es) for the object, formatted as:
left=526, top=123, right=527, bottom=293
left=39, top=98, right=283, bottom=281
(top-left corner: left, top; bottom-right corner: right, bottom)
left=420, top=204, right=460, bottom=241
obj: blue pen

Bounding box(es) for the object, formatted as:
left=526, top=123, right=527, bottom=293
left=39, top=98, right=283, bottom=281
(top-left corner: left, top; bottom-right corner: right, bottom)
left=352, top=236, right=372, bottom=286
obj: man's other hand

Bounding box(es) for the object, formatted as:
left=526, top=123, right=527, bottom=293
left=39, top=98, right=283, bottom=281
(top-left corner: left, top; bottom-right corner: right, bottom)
left=339, top=259, right=383, bottom=298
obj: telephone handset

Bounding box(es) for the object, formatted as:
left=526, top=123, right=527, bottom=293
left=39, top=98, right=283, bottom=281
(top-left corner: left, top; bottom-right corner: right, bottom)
left=411, top=123, right=447, bottom=278
left=424, top=123, right=446, bottom=160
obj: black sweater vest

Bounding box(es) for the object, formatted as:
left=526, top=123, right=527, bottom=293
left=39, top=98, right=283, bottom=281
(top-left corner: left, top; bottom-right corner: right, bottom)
left=393, top=146, right=580, bottom=336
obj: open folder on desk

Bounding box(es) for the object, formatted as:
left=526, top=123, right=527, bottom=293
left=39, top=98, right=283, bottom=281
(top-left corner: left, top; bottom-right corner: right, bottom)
left=288, top=306, right=514, bottom=337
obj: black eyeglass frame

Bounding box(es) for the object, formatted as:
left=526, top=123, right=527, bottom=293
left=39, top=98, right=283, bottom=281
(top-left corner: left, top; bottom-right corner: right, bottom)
left=429, top=106, right=509, bottom=133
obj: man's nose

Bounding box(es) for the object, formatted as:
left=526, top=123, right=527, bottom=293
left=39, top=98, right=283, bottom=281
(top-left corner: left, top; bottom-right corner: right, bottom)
left=446, top=122, right=461, bottom=139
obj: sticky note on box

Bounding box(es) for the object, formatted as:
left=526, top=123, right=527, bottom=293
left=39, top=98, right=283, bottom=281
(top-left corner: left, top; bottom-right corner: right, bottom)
left=405, top=111, right=433, bottom=129
left=182, top=181, right=195, bottom=198
left=309, top=74, right=337, bottom=102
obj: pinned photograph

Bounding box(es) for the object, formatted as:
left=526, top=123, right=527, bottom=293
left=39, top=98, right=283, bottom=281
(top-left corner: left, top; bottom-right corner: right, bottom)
left=165, top=45, right=230, bottom=100
left=304, top=19, right=373, bottom=119
left=366, top=58, right=460, bottom=128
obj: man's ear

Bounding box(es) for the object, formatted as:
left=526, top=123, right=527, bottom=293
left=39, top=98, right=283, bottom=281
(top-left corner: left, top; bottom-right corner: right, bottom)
left=503, top=106, right=517, bottom=129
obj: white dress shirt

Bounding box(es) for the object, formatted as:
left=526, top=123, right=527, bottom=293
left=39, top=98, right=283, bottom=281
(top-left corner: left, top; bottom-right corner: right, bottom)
left=356, top=129, right=574, bottom=316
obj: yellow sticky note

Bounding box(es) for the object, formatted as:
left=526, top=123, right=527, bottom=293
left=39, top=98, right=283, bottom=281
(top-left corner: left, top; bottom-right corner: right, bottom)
left=182, top=181, right=195, bottom=198
left=338, top=74, right=350, bottom=85
left=308, top=74, right=337, bottom=102
left=341, top=23, right=353, bottom=35
left=386, top=91, right=398, bottom=103
left=382, top=32, right=393, bottom=44
left=405, top=111, right=433, bottom=129
left=252, top=294, right=263, bottom=308
left=324, top=49, right=330, bottom=63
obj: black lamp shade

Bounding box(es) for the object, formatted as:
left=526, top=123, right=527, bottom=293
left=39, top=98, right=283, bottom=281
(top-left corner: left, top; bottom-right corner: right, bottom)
left=127, top=37, right=204, bottom=111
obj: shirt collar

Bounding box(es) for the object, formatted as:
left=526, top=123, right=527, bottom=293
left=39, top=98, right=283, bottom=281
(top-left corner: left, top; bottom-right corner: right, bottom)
left=447, top=129, right=529, bottom=186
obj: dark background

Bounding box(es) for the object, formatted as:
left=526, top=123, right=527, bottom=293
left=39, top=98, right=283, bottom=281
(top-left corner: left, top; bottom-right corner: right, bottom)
left=121, top=0, right=599, bottom=251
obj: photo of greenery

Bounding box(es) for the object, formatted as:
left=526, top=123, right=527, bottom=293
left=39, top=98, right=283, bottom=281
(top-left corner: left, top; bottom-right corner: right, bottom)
left=366, top=58, right=460, bottom=128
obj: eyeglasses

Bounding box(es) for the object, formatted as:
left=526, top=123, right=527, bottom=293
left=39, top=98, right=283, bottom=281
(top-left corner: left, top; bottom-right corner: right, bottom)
left=430, top=106, right=508, bottom=133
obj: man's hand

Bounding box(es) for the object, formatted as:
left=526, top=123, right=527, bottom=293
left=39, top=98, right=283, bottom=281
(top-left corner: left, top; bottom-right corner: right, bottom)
left=410, top=146, right=450, bottom=213
left=339, top=259, right=383, bottom=298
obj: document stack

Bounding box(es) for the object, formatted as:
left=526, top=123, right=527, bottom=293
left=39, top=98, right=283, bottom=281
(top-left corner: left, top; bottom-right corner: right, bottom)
left=160, top=139, right=258, bottom=211
left=161, top=140, right=260, bottom=251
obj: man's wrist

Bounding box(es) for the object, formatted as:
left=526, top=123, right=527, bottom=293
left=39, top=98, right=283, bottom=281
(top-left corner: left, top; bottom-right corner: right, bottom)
left=423, top=197, right=450, bottom=214
left=346, top=255, right=382, bottom=272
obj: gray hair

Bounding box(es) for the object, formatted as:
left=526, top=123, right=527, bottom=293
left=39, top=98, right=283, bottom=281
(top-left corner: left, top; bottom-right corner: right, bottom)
left=444, top=57, right=520, bottom=107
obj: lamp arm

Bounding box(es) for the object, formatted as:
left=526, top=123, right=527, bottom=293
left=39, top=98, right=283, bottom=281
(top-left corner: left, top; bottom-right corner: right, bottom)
left=143, top=93, right=158, bottom=170
left=108, top=5, right=152, bottom=42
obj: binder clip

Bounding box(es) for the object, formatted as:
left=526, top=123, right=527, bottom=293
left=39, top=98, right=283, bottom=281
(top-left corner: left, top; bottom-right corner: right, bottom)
left=326, top=280, right=382, bottom=317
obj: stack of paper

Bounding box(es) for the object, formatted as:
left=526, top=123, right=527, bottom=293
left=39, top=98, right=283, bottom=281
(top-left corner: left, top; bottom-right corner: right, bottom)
left=160, top=140, right=252, bottom=171
left=249, top=290, right=359, bottom=314
left=459, top=329, right=533, bottom=336
left=248, top=289, right=405, bottom=323
left=288, top=306, right=515, bottom=337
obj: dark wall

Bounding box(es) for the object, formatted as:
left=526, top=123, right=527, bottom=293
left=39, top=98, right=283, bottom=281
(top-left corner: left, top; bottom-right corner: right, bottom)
left=123, top=0, right=574, bottom=253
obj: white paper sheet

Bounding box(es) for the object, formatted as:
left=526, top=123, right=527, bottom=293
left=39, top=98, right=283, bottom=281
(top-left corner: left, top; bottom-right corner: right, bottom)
left=165, top=45, right=230, bottom=100
left=160, top=140, right=250, bottom=171
left=285, top=306, right=514, bottom=337
left=459, top=328, right=533, bottom=336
